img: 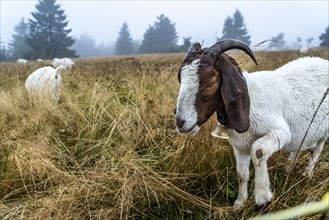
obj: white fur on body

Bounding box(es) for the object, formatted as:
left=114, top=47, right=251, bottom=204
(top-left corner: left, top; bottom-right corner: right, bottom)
left=52, top=58, right=74, bottom=69
left=176, top=57, right=329, bottom=207
left=226, top=57, right=329, bottom=207
left=25, top=65, right=65, bottom=102
left=17, top=59, right=28, bottom=64
left=299, top=47, right=309, bottom=54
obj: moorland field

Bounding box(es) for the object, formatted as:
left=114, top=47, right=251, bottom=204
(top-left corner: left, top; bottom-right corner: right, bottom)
left=0, top=49, right=328, bottom=219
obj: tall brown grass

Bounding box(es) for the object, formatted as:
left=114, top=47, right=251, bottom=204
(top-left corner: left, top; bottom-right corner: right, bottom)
left=0, top=49, right=328, bottom=219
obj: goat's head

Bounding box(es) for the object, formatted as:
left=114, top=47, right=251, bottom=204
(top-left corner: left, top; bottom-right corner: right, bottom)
left=175, top=39, right=258, bottom=134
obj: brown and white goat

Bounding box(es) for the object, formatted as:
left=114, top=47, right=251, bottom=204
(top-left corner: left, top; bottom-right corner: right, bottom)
left=175, top=39, right=329, bottom=207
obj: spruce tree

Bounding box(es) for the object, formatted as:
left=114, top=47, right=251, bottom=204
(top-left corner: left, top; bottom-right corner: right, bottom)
left=232, top=10, right=251, bottom=45
left=26, top=0, right=76, bottom=59
left=220, top=17, right=235, bottom=40
left=9, top=18, right=32, bottom=59
left=180, top=37, right=192, bottom=52
left=0, top=40, right=8, bottom=62
left=115, top=22, right=133, bottom=55
left=139, top=14, right=178, bottom=54
left=268, top=33, right=286, bottom=50
left=306, top=37, right=314, bottom=48
left=73, top=33, right=98, bottom=58
left=219, top=9, right=251, bottom=45
left=139, top=26, right=156, bottom=54
left=319, top=26, right=329, bottom=47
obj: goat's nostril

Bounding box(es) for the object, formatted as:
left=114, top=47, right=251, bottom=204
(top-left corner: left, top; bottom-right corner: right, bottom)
left=176, top=117, right=185, bottom=129
left=173, top=108, right=177, bottom=115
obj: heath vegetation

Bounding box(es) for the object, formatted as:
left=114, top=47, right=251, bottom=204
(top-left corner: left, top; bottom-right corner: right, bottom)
left=0, top=49, right=328, bottom=219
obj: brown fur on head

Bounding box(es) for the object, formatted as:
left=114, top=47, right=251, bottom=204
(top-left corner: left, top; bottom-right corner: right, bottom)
left=217, top=53, right=250, bottom=133
left=193, top=53, right=249, bottom=132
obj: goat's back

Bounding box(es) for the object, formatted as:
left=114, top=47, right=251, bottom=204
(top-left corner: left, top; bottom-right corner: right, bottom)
left=25, top=66, right=59, bottom=92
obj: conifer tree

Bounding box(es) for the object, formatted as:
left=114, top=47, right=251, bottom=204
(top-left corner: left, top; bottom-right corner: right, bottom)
left=306, top=37, right=314, bottom=48
left=232, top=10, right=251, bottom=45
left=219, top=9, right=251, bottom=45
left=26, top=0, right=76, bottom=59
left=0, top=40, right=8, bottom=62
left=319, top=26, right=329, bottom=47
left=220, top=17, right=235, bottom=41
left=73, top=33, right=97, bottom=58
left=180, top=37, right=192, bottom=52
left=268, top=33, right=286, bottom=50
left=115, top=22, right=133, bottom=55
left=139, top=14, right=178, bottom=54
left=9, top=18, right=32, bottom=59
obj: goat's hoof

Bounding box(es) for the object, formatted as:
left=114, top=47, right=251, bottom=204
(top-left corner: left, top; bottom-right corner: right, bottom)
left=255, top=190, right=272, bottom=207
left=233, top=200, right=245, bottom=210
left=255, top=201, right=272, bottom=212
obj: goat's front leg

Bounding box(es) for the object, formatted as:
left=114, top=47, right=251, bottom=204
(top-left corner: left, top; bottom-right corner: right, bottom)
left=251, top=125, right=291, bottom=206
left=233, top=148, right=250, bottom=208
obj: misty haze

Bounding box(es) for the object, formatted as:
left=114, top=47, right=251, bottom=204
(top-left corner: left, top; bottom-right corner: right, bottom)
left=0, top=0, right=328, bottom=60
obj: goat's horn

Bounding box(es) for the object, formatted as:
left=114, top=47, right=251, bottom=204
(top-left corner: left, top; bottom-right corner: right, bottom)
left=188, top=42, right=202, bottom=55
left=205, top=39, right=258, bottom=65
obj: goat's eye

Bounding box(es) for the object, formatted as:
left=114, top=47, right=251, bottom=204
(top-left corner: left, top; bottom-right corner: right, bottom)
left=200, top=81, right=217, bottom=95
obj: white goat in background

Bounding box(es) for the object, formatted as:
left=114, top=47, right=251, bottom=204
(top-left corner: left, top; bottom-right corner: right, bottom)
left=299, top=47, right=309, bottom=54
left=52, top=58, right=75, bottom=69
left=17, top=58, right=28, bottom=64
left=175, top=40, right=329, bottom=208
left=25, top=65, right=66, bottom=103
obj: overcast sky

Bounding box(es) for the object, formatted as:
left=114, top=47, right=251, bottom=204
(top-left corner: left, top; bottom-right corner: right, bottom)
left=1, top=0, right=328, bottom=48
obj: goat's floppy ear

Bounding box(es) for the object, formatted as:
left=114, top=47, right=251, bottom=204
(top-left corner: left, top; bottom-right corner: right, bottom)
left=218, top=54, right=250, bottom=133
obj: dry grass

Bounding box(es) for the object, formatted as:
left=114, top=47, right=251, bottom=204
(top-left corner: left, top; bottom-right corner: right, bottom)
left=0, top=49, right=328, bottom=219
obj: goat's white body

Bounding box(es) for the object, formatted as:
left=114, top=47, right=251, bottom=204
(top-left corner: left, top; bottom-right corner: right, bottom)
left=52, top=58, right=74, bottom=69
left=226, top=57, right=329, bottom=207
left=25, top=66, right=64, bottom=102
left=299, top=47, right=309, bottom=54
left=229, top=57, right=329, bottom=152
left=17, top=58, right=28, bottom=64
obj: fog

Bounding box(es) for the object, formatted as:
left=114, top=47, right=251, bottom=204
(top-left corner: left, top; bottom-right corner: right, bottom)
left=1, top=0, right=328, bottom=48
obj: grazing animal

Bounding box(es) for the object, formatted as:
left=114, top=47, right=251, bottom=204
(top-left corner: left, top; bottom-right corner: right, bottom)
left=25, top=65, right=66, bottom=103
left=299, top=47, right=309, bottom=54
left=52, top=58, right=75, bottom=69
left=17, top=58, right=28, bottom=64
left=175, top=39, right=329, bottom=208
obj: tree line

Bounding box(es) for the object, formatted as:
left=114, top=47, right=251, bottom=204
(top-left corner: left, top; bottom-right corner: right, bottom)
left=1, top=0, right=328, bottom=61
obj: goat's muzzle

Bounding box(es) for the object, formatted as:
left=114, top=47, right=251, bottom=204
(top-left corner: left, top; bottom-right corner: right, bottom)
left=175, top=116, right=199, bottom=134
